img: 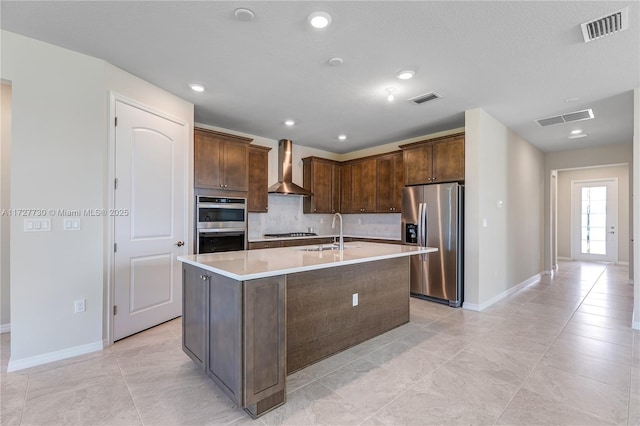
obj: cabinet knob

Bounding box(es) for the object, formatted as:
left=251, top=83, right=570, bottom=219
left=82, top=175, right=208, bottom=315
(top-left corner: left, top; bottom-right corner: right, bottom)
left=432, top=177, right=437, bottom=181
left=199, top=274, right=210, bottom=280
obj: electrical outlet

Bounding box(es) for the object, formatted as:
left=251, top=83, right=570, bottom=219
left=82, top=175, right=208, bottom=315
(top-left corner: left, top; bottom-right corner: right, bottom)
left=74, top=299, right=86, bottom=313
left=352, top=293, right=358, bottom=306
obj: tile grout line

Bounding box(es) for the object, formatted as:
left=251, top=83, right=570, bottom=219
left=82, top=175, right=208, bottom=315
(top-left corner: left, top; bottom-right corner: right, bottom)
left=17, top=370, right=30, bottom=425
left=112, top=350, right=146, bottom=426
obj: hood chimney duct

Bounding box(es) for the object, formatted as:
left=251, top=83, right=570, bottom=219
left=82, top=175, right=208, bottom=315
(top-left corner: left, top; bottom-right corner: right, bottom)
left=267, top=139, right=313, bottom=196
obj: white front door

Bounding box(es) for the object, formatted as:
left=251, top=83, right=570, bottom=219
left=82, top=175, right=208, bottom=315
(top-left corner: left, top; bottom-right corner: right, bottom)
left=113, top=100, right=187, bottom=341
left=571, top=179, right=618, bottom=262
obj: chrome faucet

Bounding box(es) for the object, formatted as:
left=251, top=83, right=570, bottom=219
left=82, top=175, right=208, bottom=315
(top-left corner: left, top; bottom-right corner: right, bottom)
left=332, top=212, right=344, bottom=250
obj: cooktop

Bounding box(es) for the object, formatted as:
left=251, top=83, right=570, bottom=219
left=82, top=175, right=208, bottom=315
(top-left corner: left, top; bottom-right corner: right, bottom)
left=263, top=232, right=318, bottom=238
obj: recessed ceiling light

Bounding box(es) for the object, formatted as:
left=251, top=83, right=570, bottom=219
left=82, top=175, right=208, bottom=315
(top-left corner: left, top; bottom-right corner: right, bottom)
left=234, top=8, right=255, bottom=22
left=189, top=83, right=206, bottom=92
left=338, top=134, right=347, bottom=141
left=308, top=11, right=332, bottom=29
left=565, top=97, right=580, bottom=103
left=386, top=88, right=396, bottom=102
left=569, top=133, right=588, bottom=139
left=571, top=129, right=582, bottom=134
left=327, top=57, right=344, bottom=66
left=284, top=120, right=295, bottom=126
left=396, top=70, right=415, bottom=80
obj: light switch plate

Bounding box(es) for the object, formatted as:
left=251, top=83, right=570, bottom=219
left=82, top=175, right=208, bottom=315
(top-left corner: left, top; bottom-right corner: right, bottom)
left=24, top=219, right=51, bottom=232
left=64, top=218, right=81, bottom=231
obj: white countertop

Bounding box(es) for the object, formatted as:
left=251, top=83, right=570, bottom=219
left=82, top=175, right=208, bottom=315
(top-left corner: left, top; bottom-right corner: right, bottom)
left=249, top=234, right=401, bottom=243
left=178, top=242, right=436, bottom=281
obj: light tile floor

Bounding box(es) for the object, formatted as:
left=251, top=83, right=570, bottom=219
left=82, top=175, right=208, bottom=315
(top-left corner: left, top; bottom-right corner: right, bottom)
left=1, top=261, right=639, bottom=425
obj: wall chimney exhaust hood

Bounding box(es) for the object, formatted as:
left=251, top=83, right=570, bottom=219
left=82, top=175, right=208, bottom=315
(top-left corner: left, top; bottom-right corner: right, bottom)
left=268, top=139, right=313, bottom=196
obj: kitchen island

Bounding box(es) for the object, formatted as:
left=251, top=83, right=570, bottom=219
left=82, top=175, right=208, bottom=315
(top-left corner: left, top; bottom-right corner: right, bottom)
left=178, top=242, right=436, bottom=418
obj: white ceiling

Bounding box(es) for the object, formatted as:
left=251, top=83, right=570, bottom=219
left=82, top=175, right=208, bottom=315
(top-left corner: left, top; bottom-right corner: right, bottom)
left=1, top=1, right=638, bottom=154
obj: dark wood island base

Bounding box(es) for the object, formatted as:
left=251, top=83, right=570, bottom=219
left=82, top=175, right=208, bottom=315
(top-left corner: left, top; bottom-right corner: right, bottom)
left=182, top=256, right=411, bottom=418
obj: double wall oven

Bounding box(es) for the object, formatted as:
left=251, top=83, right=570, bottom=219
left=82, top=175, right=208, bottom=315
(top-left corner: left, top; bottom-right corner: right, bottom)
left=196, top=195, right=246, bottom=254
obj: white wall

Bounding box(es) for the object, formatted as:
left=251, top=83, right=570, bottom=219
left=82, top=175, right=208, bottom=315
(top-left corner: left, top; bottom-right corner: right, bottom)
left=544, top=143, right=634, bottom=273
left=464, top=108, right=544, bottom=310
left=1, top=30, right=193, bottom=370
left=2, top=31, right=107, bottom=367
left=633, top=87, right=639, bottom=330
left=557, top=165, right=629, bottom=263
left=1, top=82, right=11, bottom=330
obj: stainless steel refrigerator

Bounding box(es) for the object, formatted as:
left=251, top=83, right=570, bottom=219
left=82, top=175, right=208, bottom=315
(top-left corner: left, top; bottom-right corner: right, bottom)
left=402, top=183, right=463, bottom=307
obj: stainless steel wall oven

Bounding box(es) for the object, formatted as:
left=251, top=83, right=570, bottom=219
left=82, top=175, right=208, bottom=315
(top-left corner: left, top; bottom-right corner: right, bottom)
left=196, top=196, right=246, bottom=254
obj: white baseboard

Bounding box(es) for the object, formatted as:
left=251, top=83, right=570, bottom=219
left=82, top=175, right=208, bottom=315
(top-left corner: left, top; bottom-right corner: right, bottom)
left=543, top=270, right=553, bottom=276
left=463, top=273, right=542, bottom=312
left=557, top=256, right=572, bottom=261
left=7, top=340, right=103, bottom=372
left=617, top=261, right=629, bottom=266
left=0, top=323, right=10, bottom=334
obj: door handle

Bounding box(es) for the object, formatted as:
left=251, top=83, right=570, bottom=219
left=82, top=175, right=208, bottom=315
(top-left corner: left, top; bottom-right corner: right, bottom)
left=175, top=241, right=185, bottom=247
left=608, top=231, right=615, bottom=234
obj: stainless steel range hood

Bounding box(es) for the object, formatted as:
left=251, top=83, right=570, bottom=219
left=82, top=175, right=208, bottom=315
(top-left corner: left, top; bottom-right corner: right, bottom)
left=268, top=139, right=313, bottom=196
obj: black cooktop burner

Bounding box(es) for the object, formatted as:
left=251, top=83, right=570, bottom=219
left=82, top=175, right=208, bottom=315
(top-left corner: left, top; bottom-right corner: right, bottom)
left=263, top=232, right=318, bottom=238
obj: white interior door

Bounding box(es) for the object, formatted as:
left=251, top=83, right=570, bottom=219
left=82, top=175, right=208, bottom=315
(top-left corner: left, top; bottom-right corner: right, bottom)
left=114, top=100, right=186, bottom=341
left=571, top=179, right=618, bottom=262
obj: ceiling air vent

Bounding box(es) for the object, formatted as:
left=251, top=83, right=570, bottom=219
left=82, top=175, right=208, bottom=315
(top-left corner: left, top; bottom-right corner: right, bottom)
left=536, top=109, right=594, bottom=127
left=581, top=7, right=628, bottom=43
left=408, top=91, right=442, bottom=105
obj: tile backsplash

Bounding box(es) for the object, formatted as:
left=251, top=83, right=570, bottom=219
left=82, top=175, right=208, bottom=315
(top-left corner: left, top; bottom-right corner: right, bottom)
left=248, top=194, right=401, bottom=241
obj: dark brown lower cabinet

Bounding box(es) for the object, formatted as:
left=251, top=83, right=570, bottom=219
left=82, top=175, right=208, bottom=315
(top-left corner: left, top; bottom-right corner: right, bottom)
left=182, top=264, right=286, bottom=418
left=286, top=257, right=409, bottom=373
left=182, top=255, right=410, bottom=417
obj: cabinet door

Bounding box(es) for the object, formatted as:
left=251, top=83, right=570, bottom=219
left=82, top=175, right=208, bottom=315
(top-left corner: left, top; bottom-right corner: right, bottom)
left=432, top=136, right=464, bottom=183
left=331, top=164, right=341, bottom=213
left=340, top=165, right=352, bottom=213
left=392, top=152, right=404, bottom=212
left=243, top=276, right=286, bottom=415
left=248, top=146, right=270, bottom=212
left=194, top=131, right=222, bottom=189
left=313, top=161, right=333, bottom=213
left=223, top=141, right=249, bottom=191
left=182, top=265, right=207, bottom=369
left=207, top=274, right=243, bottom=405
left=351, top=160, right=377, bottom=213
left=376, top=156, right=393, bottom=212
left=403, top=144, right=433, bottom=186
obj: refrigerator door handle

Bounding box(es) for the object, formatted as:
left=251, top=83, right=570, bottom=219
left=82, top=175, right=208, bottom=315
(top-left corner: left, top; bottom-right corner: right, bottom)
left=424, top=205, right=428, bottom=246
left=418, top=202, right=424, bottom=247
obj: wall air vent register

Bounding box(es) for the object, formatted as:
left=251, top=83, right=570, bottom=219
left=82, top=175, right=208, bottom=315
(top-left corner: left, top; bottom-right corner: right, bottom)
left=581, top=8, right=628, bottom=43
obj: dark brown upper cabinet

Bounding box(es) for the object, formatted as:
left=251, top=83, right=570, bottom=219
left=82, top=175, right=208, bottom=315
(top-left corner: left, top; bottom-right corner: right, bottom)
left=400, top=133, right=465, bottom=186
left=248, top=145, right=271, bottom=213
left=376, top=151, right=403, bottom=213
left=194, top=128, right=251, bottom=192
left=303, top=157, right=341, bottom=213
